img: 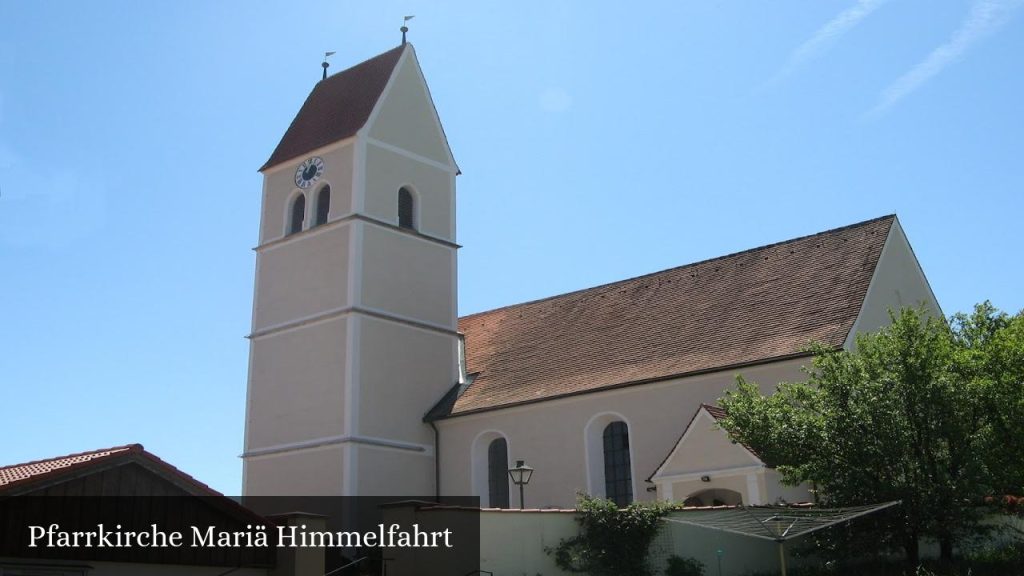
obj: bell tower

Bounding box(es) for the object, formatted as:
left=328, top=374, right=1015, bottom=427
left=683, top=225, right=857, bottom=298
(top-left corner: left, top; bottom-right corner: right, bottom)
left=242, top=44, right=459, bottom=496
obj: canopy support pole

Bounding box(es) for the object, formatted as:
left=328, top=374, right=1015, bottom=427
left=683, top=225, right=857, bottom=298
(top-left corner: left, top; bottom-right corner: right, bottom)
left=778, top=541, right=787, bottom=576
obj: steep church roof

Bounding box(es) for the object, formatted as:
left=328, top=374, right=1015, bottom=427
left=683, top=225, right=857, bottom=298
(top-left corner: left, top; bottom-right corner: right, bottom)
left=260, top=45, right=406, bottom=171
left=446, top=215, right=896, bottom=417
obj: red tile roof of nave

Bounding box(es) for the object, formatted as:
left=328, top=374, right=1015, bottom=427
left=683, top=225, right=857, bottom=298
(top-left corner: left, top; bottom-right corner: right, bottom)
left=452, top=215, right=895, bottom=416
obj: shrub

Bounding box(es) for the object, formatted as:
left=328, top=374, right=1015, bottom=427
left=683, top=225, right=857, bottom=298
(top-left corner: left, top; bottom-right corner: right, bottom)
left=549, top=493, right=670, bottom=576
left=665, top=554, right=705, bottom=576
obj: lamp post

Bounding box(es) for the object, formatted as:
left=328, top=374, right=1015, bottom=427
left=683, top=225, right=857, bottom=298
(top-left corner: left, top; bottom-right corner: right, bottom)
left=508, top=460, right=534, bottom=510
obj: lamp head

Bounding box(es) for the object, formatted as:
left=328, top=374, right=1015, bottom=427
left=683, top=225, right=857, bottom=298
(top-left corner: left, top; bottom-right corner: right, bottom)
left=508, top=460, right=534, bottom=486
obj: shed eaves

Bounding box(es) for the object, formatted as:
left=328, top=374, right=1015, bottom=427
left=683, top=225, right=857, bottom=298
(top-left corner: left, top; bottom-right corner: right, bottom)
left=0, top=444, right=223, bottom=496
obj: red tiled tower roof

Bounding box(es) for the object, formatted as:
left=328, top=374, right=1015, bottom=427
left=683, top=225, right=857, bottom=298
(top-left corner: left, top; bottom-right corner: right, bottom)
left=260, top=45, right=406, bottom=171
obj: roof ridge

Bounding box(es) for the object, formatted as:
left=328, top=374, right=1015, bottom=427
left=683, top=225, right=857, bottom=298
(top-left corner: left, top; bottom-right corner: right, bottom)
left=134, top=449, right=225, bottom=497
left=459, top=214, right=897, bottom=321
left=318, top=44, right=405, bottom=84
left=0, top=443, right=140, bottom=473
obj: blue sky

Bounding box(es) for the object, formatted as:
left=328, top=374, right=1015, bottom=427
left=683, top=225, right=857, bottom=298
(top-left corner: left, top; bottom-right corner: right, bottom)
left=2, top=1, right=1021, bottom=495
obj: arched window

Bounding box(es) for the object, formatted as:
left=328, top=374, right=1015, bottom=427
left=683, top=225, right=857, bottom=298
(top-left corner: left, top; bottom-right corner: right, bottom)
left=314, top=185, right=331, bottom=227
left=288, top=193, right=305, bottom=235
left=398, top=187, right=415, bottom=230
left=487, top=438, right=510, bottom=509
left=603, top=421, right=633, bottom=507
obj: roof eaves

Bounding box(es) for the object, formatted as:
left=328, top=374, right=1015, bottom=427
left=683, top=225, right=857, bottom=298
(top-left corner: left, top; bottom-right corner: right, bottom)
left=647, top=406, right=709, bottom=482
left=648, top=404, right=764, bottom=483
left=424, top=375, right=477, bottom=422
left=402, top=44, right=460, bottom=175
left=446, top=350, right=818, bottom=421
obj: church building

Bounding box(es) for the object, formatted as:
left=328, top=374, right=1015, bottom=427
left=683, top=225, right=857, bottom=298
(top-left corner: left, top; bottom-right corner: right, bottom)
left=240, top=43, right=940, bottom=509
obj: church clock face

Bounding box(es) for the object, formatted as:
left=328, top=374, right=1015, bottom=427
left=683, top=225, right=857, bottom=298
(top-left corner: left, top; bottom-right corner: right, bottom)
left=294, top=156, right=325, bottom=189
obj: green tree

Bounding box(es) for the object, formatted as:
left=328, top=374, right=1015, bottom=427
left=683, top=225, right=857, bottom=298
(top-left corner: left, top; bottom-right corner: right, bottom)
left=717, top=305, right=1023, bottom=565
left=950, top=302, right=1024, bottom=495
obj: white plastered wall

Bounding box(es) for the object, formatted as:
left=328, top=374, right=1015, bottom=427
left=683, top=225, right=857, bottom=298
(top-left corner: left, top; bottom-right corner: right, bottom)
left=243, top=443, right=347, bottom=497
left=650, top=408, right=768, bottom=505
left=436, top=358, right=809, bottom=508
left=359, top=223, right=455, bottom=328
left=245, top=316, right=350, bottom=450
left=356, top=315, right=457, bottom=443
left=845, top=217, right=942, bottom=347
left=363, top=144, right=454, bottom=240
left=259, top=141, right=355, bottom=246
left=252, top=222, right=353, bottom=331
left=367, top=45, right=455, bottom=167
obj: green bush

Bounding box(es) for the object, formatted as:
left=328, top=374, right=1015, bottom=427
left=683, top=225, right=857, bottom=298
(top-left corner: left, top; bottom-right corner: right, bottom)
left=548, top=493, right=670, bottom=576
left=665, top=554, right=705, bottom=576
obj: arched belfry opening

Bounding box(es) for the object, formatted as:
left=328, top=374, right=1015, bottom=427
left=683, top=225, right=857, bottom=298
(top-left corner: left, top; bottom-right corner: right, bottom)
left=398, top=186, right=415, bottom=230
left=314, top=185, right=331, bottom=226
left=288, top=193, right=305, bottom=235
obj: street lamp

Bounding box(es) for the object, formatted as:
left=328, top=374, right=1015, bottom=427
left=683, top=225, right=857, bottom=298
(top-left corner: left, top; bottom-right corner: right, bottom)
left=508, top=460, right=534, bottom=510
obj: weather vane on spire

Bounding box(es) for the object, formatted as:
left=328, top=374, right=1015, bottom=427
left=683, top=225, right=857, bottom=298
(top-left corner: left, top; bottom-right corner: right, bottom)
left=321, top=51, right=336, bottom=80
left=401, top=15, right=415, bottom=45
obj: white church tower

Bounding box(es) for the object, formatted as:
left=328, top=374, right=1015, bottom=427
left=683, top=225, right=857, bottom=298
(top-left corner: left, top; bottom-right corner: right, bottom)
left=242, top=43, right=459, bottom=496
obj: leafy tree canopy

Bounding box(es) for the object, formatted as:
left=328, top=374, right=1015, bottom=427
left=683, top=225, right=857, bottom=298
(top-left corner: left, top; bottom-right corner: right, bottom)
left=717, top=304, right=1024, bottom=564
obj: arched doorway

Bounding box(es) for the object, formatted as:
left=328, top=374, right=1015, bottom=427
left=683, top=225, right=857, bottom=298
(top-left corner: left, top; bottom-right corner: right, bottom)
left=683, top=488, right=743, bottom=507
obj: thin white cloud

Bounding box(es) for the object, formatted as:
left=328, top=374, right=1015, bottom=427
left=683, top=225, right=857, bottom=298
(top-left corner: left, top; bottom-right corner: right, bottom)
left=771, top=0, right=890, bottom=84
left=867, top=0, right=1023, bottom=117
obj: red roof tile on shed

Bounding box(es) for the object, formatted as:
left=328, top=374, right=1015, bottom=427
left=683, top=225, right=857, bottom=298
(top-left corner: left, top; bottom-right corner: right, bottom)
left=260, top=45, right=405, bottom=171
left=0, top=444, right=224, bottom=496
left=0, top=445, right=136, bottom=489
left=450, top=215, right=895, bottom=416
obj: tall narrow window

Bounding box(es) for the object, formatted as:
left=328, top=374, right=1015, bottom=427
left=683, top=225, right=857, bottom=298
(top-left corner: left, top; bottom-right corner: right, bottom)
left=398, top=187, right=415, bottom=230
left=487, top=438, right=510, bottom=508
left=288, top=193, right=305, bottom=235
left=603, top=421, right=633, bottom=507
left=315, top=185, right=331, bottom=226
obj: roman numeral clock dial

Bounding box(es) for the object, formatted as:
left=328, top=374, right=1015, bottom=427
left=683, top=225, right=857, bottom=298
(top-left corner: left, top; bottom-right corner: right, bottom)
left=294, top=156, right=325, bottom=188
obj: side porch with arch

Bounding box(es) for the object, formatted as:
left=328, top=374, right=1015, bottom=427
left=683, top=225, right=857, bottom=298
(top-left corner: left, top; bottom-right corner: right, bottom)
left=648, top=404, right=811, bottom=507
